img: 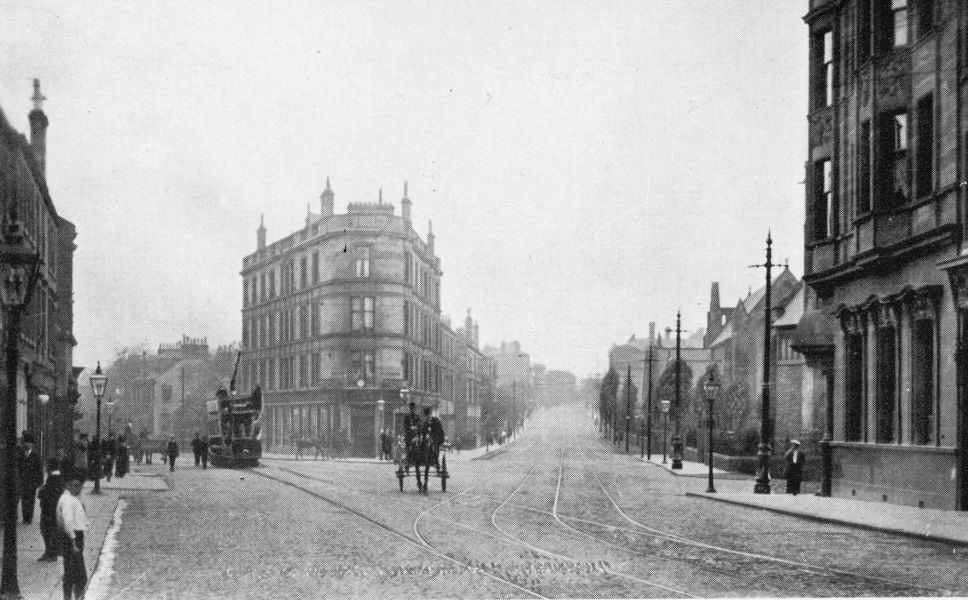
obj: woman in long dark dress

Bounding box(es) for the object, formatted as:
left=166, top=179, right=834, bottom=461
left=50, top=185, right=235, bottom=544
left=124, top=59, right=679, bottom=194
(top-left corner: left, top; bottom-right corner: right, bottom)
left=116, top=436, right=130, bottom=478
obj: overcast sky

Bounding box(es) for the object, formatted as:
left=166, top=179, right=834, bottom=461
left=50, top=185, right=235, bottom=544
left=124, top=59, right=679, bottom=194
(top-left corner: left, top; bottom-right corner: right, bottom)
left=1, top=0, right=807, bottom=378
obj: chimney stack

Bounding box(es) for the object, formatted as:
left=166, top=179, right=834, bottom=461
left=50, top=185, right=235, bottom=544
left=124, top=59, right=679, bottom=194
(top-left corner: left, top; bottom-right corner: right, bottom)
left=320, top=177, right=334, bottom=217
left=401, top=181, right=412, bottom=233
left=28, top=79, right=48, bottom=176
left=257, top=214, right=266, bottom=250
left=427, top=219, right=435, bottom=254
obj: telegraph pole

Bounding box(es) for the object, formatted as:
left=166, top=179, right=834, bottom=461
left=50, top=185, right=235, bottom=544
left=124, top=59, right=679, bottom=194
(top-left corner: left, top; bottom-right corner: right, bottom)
left=644, top=343, right=657, bottom=460
left=671, top=312, right=684, bottom=469
left=625, top=365, right=632, bottom=453
left=753, top=232, right=775, bottom=494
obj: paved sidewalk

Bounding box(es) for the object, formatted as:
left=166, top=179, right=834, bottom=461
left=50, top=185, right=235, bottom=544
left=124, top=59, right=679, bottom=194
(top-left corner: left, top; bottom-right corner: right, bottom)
left=16, top=473, right=168, bottom=600
left=688, top=490, right=968, bottom=546
left=639, top=455, right=750, bottom=480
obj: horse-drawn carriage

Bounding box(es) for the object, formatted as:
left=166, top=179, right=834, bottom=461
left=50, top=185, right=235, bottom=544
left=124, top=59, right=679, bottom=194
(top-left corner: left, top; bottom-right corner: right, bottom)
left=396, top=437, right=449, bottom=493
left=291, top=432, right=352, bottom=460
left=396, top=409, right=449, bottom=493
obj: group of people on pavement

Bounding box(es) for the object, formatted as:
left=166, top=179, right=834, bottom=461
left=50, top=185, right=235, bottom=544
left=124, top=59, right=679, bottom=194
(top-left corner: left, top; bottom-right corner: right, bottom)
left=12, top=432, right=89, bottom=599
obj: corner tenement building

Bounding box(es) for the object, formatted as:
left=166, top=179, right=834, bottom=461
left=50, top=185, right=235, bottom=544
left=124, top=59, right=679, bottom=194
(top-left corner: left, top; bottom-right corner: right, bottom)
left=0, top=81, right=78, bottom=461
left=798, top=0, right=968, bottom=509
left=241, top=181, right=492, bottom=457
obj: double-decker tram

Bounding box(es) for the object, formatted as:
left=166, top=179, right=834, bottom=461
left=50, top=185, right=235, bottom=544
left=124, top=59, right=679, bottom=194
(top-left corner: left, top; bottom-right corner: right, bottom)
left=207, top=352, right=263, bottom=468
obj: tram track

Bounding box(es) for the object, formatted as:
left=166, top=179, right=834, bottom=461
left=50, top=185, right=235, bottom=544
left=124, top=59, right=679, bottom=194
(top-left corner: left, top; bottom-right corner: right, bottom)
left=583, top=436, right=959, bottom=596
left=248, top=465, right=551, bottom=599
left=482, top=445, right=698, bottom=598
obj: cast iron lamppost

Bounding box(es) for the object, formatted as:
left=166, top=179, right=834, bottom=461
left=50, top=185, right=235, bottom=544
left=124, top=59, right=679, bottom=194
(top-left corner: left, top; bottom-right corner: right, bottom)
left=38, top=393, right=49, bottom=467
left=753, top=231, right=775, bottom=494
left=703, top=370, right=721, bottom=494
left=0, top=205, right=42, bottom=600
left=106, top=395, right=115, bottom=437
left=90, top=363, right=107, bottom=495
left=660, top=399, right=670, bottom=464
left=397, top=382, right=408, bottom=450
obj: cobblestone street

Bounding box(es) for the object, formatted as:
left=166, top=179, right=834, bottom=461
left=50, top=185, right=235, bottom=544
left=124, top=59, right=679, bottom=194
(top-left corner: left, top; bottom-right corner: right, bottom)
left=95, top=407, right=968, bottom=599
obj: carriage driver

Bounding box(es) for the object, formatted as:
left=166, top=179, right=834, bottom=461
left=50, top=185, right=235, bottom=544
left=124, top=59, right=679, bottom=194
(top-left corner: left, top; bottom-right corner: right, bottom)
left=421, top=407, right=446, bottom=470
left=403, top=402, right=421, bottom=453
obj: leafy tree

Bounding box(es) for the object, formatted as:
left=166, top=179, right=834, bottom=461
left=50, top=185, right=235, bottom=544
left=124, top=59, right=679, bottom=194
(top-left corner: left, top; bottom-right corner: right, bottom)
left=599, top=367, right=619, bottom=436
left=655, top=359, right=693, bottom=424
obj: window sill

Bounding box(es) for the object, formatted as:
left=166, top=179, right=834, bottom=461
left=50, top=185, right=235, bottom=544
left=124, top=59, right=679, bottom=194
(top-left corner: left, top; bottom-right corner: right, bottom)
left=831, top=441, right=954, bottom=453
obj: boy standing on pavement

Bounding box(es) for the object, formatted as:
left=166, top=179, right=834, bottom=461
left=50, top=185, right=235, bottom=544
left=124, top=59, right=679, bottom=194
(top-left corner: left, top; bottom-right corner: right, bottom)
left=56, top=477, right=88, bottom=600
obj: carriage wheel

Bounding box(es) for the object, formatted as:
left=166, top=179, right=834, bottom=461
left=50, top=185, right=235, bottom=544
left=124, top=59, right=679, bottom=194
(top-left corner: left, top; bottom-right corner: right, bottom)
left=441, top=456, right=448, bottom=493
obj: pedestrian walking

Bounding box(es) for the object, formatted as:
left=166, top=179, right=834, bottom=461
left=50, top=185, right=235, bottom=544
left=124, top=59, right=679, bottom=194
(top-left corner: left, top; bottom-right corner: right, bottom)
left=116, top=436, right=130, bottom=478
left=191, top=432, right=203, bottom=467
left=17, top=433, right=43, bottom=524
left=379, top=429, right=392, bottom=461
left=139, top=428, right=152, bottom=464
left=73, top=434, right=88, bottom=482
left=167, top=437, right=179, bottom=472
left=56, top=476, right=88, bottom=600
left=102, top=434, right=116, bottom=483
left=199, top=435, right=209, bottom=470
left=37, top=459, right=64, bottom=562
left=784, top=440, right=806, bottom=495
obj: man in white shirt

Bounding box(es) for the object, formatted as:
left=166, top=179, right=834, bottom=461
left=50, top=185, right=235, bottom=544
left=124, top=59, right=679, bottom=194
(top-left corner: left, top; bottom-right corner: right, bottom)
left=56, top=477, right=88, bottom=600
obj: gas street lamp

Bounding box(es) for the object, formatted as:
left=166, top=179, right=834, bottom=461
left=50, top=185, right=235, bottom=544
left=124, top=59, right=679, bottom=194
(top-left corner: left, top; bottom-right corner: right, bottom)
left=38, top=393, right=49, bottom=470
left=0, top=206, right=42, bottom=599
left=89, top=363, right=107, bottom=495
left=702, top=371, right=721, bottom=494
left=660, top=399, right=671, bottom=464
left=106, top=397, right=115, bottom=438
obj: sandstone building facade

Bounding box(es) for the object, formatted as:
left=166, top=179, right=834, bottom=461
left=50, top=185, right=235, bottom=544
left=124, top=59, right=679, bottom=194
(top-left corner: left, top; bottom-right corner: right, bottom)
left=0, top=81, right=78, bottom=461
left=241, top=181, right=492, bottom=456
left=800, top=0, right=968, bottom=509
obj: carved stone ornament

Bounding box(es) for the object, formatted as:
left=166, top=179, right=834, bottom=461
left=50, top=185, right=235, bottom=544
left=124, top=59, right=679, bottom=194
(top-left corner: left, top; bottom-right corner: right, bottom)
left=951, top=272, right=968, bottom=312
left=909, top=290, right=936, bottom=321
left=876, top=53, right=909, bottom=100
left=837, top=307, right=862, bottom=335
left=872, top=300, right=900, bottom=329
